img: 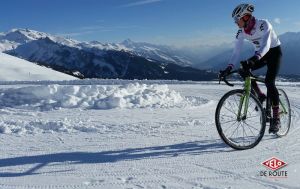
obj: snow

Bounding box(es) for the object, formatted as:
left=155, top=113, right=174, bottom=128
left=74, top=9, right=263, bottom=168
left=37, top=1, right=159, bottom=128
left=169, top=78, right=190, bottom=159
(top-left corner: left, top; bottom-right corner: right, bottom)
left=0, top=52, right=76, bottom=81
left=0, top=80, right=299, bottom=188
left=0, top=83, right=200, bottom=112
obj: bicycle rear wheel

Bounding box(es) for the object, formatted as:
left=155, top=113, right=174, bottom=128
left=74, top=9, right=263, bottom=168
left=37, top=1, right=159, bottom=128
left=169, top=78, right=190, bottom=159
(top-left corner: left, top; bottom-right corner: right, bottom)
left=276, top=89, right=291, bottom=137
left=215, top=89, right=266, bottom=150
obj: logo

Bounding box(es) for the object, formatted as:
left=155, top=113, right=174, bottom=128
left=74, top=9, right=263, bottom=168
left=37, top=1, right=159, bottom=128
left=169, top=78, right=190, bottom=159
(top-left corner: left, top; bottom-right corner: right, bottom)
left=262, top=157, right=287, bottom=171
left=259, top=157, right=288, bottom=178
left=236, top=30, right=242, bottom=39
left=260, top=23, right=265, bottom=31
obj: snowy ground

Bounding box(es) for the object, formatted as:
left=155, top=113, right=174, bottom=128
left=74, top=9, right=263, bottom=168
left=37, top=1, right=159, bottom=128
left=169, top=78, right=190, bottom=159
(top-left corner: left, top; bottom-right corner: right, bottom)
left=0, top=81, right=299, bottom=189
left=0, top=52, right=76, bottom=81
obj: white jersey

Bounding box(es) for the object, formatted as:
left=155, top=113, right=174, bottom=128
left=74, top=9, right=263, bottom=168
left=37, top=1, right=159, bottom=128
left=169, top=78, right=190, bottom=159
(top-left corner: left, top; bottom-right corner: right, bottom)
left=229, top=18, right=281, bottom=66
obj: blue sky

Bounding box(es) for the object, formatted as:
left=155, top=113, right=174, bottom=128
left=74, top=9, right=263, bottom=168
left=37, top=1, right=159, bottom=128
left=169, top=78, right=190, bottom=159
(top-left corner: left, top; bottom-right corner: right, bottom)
left=1, top=0, right=300, bottom=47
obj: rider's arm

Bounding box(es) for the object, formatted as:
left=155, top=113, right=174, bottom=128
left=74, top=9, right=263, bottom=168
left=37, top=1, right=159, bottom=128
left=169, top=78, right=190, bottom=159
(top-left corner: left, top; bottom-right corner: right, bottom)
left=256, top=20, right=272, bottom=58
left=228, top=30, right=244, bottom=68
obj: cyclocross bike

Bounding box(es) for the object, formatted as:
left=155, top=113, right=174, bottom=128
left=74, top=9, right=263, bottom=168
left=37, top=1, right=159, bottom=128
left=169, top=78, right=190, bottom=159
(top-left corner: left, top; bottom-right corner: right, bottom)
left=215, top=68, right=291, bottom=150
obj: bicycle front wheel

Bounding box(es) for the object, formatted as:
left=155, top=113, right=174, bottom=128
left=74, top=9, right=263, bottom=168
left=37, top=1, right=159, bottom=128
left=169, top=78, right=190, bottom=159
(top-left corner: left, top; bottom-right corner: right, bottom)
left=276, top=89, right=291, bottom=137
left=215, top=89, right=266, bottom=150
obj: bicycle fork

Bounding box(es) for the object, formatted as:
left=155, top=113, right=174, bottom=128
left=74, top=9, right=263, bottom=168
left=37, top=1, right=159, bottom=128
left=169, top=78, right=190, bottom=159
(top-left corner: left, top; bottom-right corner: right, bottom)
left=237, top=77, right=252, bottom=121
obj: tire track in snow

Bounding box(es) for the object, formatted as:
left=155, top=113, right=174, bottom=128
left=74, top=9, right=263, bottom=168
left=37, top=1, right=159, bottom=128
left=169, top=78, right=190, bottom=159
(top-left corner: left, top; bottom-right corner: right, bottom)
left=190, top=164, right=298, bottom=189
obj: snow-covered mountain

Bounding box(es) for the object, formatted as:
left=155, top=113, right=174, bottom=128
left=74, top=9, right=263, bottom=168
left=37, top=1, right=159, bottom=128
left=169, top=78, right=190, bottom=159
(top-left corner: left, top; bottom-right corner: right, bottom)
left=0, top=52, right=76, bottom=81
left=0, top=29, right=216, bottom=81
left=78, top=39, right=194, bottom=67
left=0, top=29, right=80, bottom=51
left=0, top=29, right=194, bottom=67
left=119, top=39, right=194, bottom=67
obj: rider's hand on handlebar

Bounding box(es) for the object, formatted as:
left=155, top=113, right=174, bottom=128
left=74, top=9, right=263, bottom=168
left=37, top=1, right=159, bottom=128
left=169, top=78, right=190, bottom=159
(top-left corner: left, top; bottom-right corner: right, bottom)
left=248, top=54, right=260, bottom=64
left=240, top=60, right=251, bottom=71
left=241, top=55, right=260, bottom=70
left=219, top=64, right=233, bottom=78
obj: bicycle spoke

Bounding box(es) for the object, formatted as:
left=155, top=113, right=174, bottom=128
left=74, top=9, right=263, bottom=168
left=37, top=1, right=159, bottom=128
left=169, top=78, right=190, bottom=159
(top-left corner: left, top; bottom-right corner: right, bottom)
left=245, top=124, right=255, bottom=140
left=243, top=121, right=260, bottom=132
left=223, top=105, right=238, bottom=117
left=242, top=123, right=248, bottom=143
left=229, top=122, right=241, bottom=139
left=243, top=122, right=257, bottom=137
left=240, top=122, right=259, bottom=145
left=246, top=115, right=260, bottom=119
left=248, top=100, right=254, bottom=110
left=220, top=114, right=236, bottom=119
left=220, top=119, right=238, bottom=125
left=248, top=103, right=260, bottom=115
left=223, top=121, right=239, bottom=133
left=245, top=120, right=260, bottom=125
left=227, top=100, right=239, bottom=116
left=233, top=95, right=241, bottom=109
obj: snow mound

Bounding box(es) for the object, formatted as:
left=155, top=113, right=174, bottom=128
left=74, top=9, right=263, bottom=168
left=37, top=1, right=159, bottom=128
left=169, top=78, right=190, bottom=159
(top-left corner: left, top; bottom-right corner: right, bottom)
left=0, top=83, right=207, bottom=110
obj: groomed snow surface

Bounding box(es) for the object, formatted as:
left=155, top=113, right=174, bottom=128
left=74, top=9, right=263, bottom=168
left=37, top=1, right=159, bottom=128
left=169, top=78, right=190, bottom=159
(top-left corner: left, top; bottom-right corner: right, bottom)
left=0, top=81, right=299, bottom=189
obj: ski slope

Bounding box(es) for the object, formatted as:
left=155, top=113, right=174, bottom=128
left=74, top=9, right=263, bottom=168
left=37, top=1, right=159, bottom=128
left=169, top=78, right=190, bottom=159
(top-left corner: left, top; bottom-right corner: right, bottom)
left=0, top=52, right=76, bottom=81
left=0, top=80, right=299, bottom=189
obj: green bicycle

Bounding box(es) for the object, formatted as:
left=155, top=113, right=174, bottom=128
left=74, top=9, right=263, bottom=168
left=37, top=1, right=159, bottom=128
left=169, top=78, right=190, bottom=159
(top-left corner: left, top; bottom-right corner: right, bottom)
left=215, top=69, right=291, bottom=150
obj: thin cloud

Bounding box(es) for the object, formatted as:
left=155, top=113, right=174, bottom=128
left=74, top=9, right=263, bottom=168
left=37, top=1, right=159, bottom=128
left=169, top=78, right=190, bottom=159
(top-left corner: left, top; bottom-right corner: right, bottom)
left=294, top=22, right=300, bottom=26
left=58, top=25, right=143, bottom=38
left=274, top=18, right=281, bottom=24
left=121, top=0, right=162, bottom=8
left=58, top=30, right=112, bottom=37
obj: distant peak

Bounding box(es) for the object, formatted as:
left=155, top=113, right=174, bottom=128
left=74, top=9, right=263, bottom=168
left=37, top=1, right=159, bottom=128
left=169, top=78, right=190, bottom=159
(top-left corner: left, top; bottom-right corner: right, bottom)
left=3, top=28, right=82, bottom=47
left=9, top=28, right=37, bottom=34
left=122, top=38, right=135, bottom=44
left=89, top=40, right=103, bottom=45
left=6, top=28, right=50, bottom=40
left=124, top=38, right=133, bottom=42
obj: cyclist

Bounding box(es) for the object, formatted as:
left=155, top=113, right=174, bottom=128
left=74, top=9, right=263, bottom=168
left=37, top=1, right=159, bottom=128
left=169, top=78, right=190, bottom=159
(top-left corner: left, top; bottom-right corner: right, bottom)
left=220, top=3, right=282, bottom=134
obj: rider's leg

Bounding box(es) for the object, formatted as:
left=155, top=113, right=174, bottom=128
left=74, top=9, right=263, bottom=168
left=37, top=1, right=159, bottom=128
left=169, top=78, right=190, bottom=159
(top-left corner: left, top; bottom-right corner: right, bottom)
left=251, top=81, right=266, bottom=102
left=265, top=47, right=282, bottom=115
left=250, top=57, right=267, bottom=101
left=265, top=46, right=282, bottom=132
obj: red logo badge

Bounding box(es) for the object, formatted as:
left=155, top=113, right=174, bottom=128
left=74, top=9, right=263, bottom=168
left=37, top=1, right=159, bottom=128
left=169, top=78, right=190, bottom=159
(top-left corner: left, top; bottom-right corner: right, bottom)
left=262, top=157, right=287, bottom=171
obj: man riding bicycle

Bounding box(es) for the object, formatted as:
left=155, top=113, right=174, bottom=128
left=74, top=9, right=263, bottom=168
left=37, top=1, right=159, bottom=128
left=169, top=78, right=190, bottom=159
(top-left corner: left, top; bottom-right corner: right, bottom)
left=220, top=3, right=282, bottom=134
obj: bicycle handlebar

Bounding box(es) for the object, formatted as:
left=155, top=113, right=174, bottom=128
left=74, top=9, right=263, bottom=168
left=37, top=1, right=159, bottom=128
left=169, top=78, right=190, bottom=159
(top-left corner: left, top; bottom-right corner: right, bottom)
left=218, top=70, right=239, bottom=87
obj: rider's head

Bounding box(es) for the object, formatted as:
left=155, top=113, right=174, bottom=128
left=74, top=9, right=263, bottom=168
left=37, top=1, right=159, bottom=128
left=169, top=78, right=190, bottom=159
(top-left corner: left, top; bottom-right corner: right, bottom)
left=232, top=4, right=254, bottom=28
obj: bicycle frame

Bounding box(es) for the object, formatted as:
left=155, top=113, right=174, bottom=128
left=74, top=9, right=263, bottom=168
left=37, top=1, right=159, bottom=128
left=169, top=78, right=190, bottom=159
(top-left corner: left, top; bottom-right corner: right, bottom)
left=235, top=74, right=288, bottom=120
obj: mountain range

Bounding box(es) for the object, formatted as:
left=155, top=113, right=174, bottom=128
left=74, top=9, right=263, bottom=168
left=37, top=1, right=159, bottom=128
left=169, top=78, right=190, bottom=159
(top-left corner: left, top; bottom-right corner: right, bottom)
left=0, top=29, right=216, bottom=81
